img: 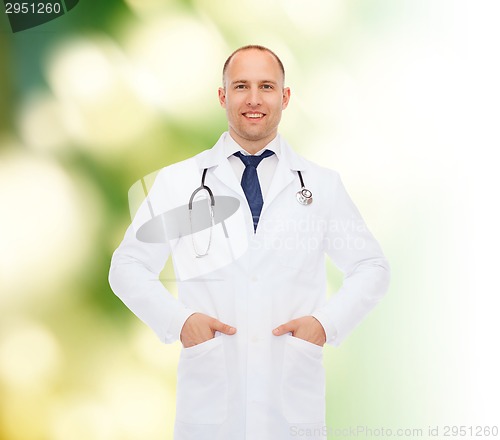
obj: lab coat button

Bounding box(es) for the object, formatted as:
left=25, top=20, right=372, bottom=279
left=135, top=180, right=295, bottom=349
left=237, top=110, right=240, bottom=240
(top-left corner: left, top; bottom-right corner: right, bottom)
left=251, top=336, right=259, bottom=343
left=251, top=276, right=258, bottom=282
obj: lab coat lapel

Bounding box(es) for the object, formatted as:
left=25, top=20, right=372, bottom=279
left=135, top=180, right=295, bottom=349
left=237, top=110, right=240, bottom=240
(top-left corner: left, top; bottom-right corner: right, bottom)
left=261, top=159, right=294, bottom=215
left=260, top=136, right=307, bottom=217
left=196, top=133, right=246, bottom=200
left=213, top=161, right=245, bottom=200
left=194, top=134, right=252, bottom=274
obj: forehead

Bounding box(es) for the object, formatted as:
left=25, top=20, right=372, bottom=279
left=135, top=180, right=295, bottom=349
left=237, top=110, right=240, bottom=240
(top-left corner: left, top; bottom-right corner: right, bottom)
left=225, top=49, right=283, bottom=83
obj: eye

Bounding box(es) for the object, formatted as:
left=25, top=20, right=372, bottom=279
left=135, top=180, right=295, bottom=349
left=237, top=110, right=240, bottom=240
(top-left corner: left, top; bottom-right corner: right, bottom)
left=261, top=84, right=274, bottom=89
left=234, top=84, right=247, bottom=89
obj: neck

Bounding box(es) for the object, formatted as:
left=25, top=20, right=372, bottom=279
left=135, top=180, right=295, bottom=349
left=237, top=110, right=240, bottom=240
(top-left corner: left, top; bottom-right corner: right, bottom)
left=229, top=130, right=277, bottom=155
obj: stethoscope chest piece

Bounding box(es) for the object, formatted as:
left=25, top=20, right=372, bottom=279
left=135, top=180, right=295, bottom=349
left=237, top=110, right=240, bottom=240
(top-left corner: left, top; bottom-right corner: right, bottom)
left=296, top=170, right=313, bottom=205
left=296, top=188, right=313, bottom=205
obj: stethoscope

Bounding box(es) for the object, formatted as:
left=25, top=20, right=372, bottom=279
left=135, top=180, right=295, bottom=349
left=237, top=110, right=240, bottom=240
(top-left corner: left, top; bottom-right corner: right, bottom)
left=188, top=168, right=313, bottom=257
left=295, top=170, right=313, bottom=206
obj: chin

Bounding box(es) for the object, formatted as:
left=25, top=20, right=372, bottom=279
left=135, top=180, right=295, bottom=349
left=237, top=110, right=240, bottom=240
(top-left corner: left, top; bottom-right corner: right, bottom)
left=242, top=129, right=270, bottom=141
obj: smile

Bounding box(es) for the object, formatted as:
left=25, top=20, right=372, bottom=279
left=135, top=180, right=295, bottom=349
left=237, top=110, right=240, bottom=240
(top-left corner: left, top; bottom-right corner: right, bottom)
left=243, top=112, right=265, bottom=119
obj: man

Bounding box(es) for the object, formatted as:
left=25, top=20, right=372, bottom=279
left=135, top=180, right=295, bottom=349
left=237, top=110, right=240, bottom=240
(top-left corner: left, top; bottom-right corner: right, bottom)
left=109, top=45, right=390, bottom=440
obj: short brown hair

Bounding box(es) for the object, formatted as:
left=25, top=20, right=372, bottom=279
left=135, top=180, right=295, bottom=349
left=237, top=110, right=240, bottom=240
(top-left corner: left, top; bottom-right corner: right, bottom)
left=222, top=45, right=285, bottom=86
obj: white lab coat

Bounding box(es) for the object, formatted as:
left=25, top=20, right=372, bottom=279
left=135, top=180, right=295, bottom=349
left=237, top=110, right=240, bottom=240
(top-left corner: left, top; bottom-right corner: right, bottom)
left=109, top=132, right=390, bottom=440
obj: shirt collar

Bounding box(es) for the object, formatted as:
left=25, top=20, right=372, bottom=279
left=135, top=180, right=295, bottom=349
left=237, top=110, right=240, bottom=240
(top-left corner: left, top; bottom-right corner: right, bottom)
left=224, top=133, right=281, bottom=158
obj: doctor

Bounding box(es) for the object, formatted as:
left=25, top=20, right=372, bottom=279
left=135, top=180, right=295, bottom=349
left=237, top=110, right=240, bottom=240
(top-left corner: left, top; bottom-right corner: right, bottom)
left=109, top=45, right=390, bottom=440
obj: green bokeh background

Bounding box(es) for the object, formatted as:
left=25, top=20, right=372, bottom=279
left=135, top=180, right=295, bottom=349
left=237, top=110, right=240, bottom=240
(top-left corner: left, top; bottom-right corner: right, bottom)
left=1, top=1, right=499, bottom=439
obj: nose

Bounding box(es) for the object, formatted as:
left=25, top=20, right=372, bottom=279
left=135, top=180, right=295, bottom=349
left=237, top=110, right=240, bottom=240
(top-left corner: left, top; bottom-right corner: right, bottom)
left=246, top=87, right=261, bottom=107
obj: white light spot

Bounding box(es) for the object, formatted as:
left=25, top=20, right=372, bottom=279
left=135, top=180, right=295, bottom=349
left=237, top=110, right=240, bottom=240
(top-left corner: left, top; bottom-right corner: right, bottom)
left=0, top=321, right=61, bottom=389
left=0, top=150, right=100, bottom=305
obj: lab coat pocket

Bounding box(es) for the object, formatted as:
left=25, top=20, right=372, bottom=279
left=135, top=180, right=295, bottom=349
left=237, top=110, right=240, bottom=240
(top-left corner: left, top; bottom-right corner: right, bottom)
left=281, top=335, right=325, bottom=424
left=176, top=336, right=228, bottom=424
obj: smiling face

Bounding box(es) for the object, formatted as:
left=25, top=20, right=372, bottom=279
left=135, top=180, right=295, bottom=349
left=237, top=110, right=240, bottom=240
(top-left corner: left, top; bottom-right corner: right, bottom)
left=218, top=48, right=290, bottom=154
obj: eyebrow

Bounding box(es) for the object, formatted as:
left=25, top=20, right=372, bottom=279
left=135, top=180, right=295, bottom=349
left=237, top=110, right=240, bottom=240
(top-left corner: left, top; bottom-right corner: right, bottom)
left=231, top=80, right=279, bottom=85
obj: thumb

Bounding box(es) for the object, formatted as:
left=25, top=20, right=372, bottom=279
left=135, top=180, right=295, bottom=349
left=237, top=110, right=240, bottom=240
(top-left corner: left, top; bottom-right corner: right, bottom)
left=273, top=320, right=296, bottom=336
left=211, top=319, right=237, bottom=335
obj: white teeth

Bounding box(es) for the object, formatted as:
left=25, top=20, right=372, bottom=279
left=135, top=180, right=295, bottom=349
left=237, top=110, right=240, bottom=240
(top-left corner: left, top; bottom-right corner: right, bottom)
left=245, top=113, right=264, bottom=118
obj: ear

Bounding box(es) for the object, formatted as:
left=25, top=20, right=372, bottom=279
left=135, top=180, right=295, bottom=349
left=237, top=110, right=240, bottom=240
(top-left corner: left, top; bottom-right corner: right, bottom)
left=218, top=87, right=226, bottom=108
left=281, top=87, right=291, bottom=110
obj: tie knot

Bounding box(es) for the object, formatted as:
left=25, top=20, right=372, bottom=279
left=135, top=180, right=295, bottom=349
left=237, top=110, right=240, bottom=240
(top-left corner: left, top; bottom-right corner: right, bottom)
left=233, top=149, right=275, bottom=168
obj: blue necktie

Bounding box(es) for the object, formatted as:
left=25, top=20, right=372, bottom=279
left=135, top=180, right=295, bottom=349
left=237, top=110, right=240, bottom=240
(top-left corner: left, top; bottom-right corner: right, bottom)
left=233, top=149, right=275, bottom=232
